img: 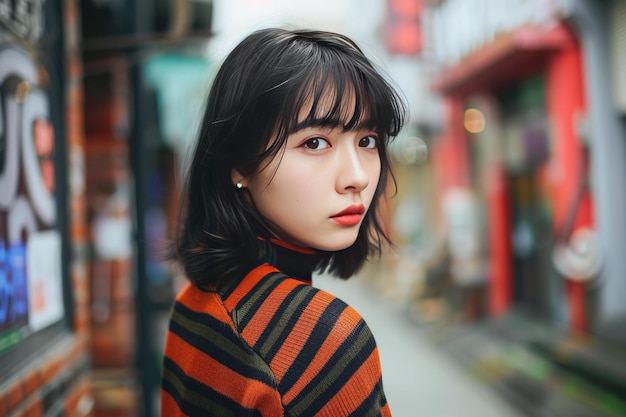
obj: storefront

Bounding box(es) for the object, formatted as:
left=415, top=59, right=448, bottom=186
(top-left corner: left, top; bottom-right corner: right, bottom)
left=420, top=2, right=626, bottom=414
left=424, top=0, right=598, bottom=330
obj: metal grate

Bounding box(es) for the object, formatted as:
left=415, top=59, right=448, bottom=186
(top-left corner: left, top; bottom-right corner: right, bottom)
left=609, top=0, right=626, bottom=114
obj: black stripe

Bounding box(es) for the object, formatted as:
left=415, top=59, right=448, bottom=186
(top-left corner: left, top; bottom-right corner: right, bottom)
left=162, top=357, right=264, bottom=417
left=261, top=286, right=317, bottom=364
left=251, top=284, right=309, bottom=357
left=289, top=320, right=377, bottom=416
left=218, top=276, right=241, bottom=299
left=169, top=303, right=274, bottom=383
left=236, top=272, right=284, bottom=330
left=278, top=297, right=347, bottom=393
left=172, top=301, right=243, bottom=346
left=347, top=377, right=387, bottom=417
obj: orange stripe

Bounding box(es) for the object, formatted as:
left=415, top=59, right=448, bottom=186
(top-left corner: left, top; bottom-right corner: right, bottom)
left=316, top=347, right=383, bottom=416
left=239, top=278, right=300, bottom=346
left=165, top=332, right=280, bottom=411
left=176, top=284, right=236, bottom=331
left=283, top=305, right=362, bottom=403
left=161, top=389, right=185, bottom=416
left=223, top=264, right=278, bottom=310
left=269, top=290, right=334, bottom=384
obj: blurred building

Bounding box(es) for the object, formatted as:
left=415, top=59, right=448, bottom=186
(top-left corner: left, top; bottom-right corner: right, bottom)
left=0, top=1, right=213, bottom=416
left=400, top=0, right=626, bottom=415
left=81, top=2, right=213, bottom=416
left=0, top=0, right=93, bottom=416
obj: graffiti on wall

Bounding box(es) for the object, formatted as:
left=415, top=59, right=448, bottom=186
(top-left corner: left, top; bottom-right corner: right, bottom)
left=0, top=44, right=64, bottom=352
left=0, top=0, right=45, bottom=43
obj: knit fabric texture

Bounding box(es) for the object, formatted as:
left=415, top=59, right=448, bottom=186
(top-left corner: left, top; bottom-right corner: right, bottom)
left=161, top=240, right=391, bottom=416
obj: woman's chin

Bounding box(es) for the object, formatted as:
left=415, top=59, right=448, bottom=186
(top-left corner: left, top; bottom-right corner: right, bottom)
left=309, top=235, right=359, bottom=252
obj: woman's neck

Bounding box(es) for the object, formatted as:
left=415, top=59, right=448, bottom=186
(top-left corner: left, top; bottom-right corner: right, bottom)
left=261, top=238, right=321, bottom=282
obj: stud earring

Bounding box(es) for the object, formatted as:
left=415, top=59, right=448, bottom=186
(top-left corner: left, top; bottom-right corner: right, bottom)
left=236, top=182, right=243, bottom=189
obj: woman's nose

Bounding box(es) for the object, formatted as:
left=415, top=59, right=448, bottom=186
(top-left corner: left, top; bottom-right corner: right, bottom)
left=336, top=147, right=370, bottom=193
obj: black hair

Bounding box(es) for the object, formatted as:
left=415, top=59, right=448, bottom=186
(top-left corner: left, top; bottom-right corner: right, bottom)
left=171, top=27, right=406, bottom=288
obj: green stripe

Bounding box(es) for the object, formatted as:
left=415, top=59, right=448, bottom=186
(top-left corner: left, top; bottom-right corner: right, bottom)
left=363, top=389, right=386, bottom=417
left=162, top=367, right=234, bottom=415
left=171, top=309, right=272, bottom=379
left=237, top=272, right=283, bottom=326
left=258, top=286, right=311, bottom=358
left=290, top=323, right=372, bottom=415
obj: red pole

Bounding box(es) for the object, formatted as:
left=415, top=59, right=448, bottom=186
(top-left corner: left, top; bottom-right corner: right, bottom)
left=545, top=29, right=592, bottom=332
left=485, top=163, right=513, bottom=316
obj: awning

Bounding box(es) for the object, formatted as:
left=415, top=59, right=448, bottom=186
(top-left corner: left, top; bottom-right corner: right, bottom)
left=432, top=22, right=575, bottom=96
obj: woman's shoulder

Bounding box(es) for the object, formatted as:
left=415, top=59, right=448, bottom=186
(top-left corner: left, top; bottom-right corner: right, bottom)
left=257, top=278, right=385, bottom=415
left=233, top=270, right=373, bottom=351
left=289, top=282, right=367, bottom=336
left=213, top=262, right=376, bottom=356
left=247, top=269, right=365, bottom=329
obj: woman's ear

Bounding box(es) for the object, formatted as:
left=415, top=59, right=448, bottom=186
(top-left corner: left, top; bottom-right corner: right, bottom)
left=231, top=169, right=248, bottom=189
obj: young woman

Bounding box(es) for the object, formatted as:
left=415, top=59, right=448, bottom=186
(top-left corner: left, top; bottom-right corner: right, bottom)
left=161, top=27, right=406, bottom=416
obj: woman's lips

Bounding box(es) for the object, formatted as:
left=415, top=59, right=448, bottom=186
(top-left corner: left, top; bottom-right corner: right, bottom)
left=331, top=214, right=363, bottom=226
left=331, top=205, right=365, bottom=226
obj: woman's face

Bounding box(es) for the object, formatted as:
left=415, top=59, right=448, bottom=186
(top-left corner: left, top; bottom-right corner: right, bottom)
left=240, top=105, right=382, bottom=251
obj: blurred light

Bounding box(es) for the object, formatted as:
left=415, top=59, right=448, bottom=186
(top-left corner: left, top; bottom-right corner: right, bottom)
left=464, top=108, right=486, bottom=133
left=16, top=81, right=30, bottom=103
left=396, top=136, right=428, bottom=165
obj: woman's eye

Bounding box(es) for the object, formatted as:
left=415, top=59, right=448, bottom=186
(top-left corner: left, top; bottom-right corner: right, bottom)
left=359, top=136, right=378, bottom=149
left=303, top=137, right=330, bottom=150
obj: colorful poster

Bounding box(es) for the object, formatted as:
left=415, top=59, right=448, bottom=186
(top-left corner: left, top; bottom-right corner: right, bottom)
left=27, top=231, right=64, bottom=332
left=0, top=42, right=65, bottom=353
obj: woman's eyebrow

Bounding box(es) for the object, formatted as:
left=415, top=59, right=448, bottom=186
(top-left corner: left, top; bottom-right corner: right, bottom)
left=292, top=114, right=377, bottom=133
left=293, top=118, right=342, bottom=131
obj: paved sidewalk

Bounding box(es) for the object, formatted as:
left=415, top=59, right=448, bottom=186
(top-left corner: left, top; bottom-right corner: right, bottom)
left=314, top=273, right=524, bottom=417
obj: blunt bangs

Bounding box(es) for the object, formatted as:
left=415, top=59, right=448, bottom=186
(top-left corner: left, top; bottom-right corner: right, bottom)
left=263, top=36, right=404, bottom=158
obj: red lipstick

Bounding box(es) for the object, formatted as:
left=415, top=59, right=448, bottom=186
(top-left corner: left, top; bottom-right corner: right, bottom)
left=331, top=204, right=365, bottom=226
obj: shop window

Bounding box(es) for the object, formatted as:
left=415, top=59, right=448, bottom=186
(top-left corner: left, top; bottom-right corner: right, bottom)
left=0, top=0, right=72, bottom=375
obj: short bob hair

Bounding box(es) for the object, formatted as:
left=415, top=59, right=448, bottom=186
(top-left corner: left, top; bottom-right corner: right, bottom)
left=172, top=27, right=406, bottom=288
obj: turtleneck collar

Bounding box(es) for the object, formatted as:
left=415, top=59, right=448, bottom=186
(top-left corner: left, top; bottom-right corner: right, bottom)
left=260, top=238, right=321, bottom=283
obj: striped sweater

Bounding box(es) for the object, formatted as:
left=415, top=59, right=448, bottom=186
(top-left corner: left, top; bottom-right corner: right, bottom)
left=161, top=241, right=392, bottom=416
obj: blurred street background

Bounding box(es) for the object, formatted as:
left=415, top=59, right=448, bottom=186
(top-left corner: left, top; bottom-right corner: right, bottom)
left=1, top=0, right=626, bottom=416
